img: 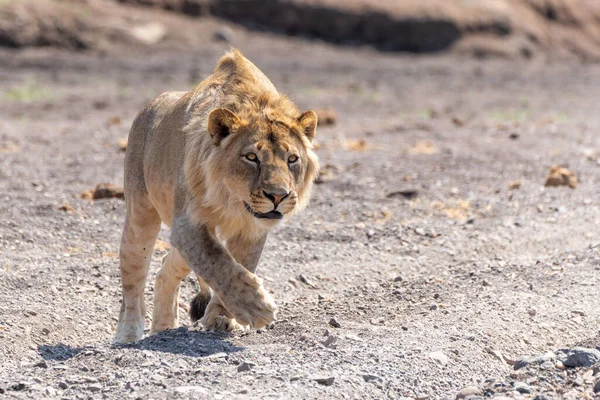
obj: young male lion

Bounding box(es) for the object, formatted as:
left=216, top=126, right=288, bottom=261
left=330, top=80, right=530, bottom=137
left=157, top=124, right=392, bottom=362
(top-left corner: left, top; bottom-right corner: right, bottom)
left=113, top=49, right=320, bottom=344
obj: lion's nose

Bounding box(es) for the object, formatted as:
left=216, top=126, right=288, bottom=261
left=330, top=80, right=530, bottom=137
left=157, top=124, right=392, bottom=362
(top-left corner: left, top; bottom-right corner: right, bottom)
left=263, top=189, right=290, bottom=207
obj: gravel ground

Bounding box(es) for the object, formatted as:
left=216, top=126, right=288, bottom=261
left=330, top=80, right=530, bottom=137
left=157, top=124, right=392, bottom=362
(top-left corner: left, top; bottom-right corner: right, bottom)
left=1, top=23, right=600, bottom=400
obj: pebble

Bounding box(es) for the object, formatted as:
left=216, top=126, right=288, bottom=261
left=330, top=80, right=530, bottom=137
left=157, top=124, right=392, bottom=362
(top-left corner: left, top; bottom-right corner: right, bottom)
left=428, top=351, right=449, bottom=366
left=212, top=26, right=235, bottom=42
left=571, top=309, right=586, bottom=316
left=514, top=352, right=555, bottom=370
left=594, top=379, right=600, bottom=393
left=455, top=386, right=482, bottom=399
left=329, top=318, right=341, bottom=328
left=527, top=308, right=537, bottom=317
left=87, top=384, right=102, bottom=393
left=323, top=334, right=338, bottom=348
left=561, top=347, right=600, bottom=367
left=362, top=374, right=382, bottom=383
left=513, top=381, right=532, bottom=394
left=237, top=361, right=257, bottom=373
left=312, top=377, right=335, bottom=386
left=298, top=274, right=317, bottom=288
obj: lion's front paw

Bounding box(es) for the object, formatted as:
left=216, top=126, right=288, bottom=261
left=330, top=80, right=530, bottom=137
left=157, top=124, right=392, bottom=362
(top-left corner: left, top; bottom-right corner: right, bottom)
left=201, top=314, right=244, bottom=332
left=220, top=272, right=277, bottom=329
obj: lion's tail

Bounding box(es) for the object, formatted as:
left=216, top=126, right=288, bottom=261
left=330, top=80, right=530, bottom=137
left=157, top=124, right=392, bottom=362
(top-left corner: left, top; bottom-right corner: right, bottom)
left=189, top=277, right=212, bottom=322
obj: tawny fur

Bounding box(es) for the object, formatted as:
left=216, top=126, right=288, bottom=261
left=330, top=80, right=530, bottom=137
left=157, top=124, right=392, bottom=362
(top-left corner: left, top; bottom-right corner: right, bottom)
left=113, top=49, right=319, bottom=344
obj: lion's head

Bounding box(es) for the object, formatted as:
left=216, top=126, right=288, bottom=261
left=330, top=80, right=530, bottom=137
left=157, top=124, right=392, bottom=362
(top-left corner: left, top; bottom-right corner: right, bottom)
left=208, top=94, right=319, bottom=229
left=184, top=90, right=319, bottom=237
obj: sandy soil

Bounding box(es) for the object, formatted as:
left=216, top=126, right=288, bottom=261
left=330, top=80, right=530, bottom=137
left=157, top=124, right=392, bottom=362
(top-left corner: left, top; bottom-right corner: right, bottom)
left=1, top=17, right=600, bottom=400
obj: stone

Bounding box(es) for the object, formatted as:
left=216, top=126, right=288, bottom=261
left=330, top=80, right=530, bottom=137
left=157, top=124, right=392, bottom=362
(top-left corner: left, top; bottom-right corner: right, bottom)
left=323, top=334, right=338, bottom=348
left=237, top=361, right=257, bottom=372
left=312, top=377, right=334, bottom=386
left=544, top=165, right=577, bottom=189
left=314, top=109, right=337, bottom=126
left=129, top=22, right=166, bottom=45
left=514, top=352, right=555, bottom=370
left=455, top=386, right=482, bottom=399
left=514, top=381, right=532, bottom=394
left=87, top=384, right=102, bottom=393
left=362, top=374, right=382, bottom=383
left=328, top=318, right=341, bottom=328
left=561, top=347, right=600, bottom=368
left=298, top=274, right=317, bottom=288
left=429, top=351, right=449, bottom=366
left=593, top=379, right=600, bottom=393
left=212, top=26, right=235, bottom=42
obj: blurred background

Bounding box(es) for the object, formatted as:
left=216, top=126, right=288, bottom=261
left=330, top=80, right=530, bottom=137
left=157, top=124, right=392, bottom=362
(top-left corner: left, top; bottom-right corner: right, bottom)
left=2, top=1, right=600, bottom=399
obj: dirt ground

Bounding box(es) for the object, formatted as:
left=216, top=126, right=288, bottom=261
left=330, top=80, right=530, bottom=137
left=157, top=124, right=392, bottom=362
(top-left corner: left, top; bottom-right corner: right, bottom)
left=1, top=11, right=600, bottom=400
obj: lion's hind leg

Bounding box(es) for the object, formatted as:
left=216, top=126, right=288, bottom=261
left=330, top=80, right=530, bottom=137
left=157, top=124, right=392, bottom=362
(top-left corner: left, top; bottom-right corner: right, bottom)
left=114, top=194, right=161, bottom=344
left=151, top=246, right=191, bottom=333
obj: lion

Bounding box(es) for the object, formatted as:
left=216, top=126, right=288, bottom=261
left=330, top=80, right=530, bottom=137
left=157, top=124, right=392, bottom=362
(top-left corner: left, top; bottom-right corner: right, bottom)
left=113, top=49, right=320, bottom=344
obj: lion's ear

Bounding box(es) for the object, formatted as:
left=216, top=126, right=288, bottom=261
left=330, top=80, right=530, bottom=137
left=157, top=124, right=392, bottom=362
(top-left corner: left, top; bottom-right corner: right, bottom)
left=298, top=110, right=318, bottom=142
left=207, top=108, right=240, bottom=145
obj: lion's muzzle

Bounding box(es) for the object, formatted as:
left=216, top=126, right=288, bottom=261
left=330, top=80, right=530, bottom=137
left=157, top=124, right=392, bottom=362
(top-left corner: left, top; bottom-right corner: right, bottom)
left=244, top=202, right=284, bottom=220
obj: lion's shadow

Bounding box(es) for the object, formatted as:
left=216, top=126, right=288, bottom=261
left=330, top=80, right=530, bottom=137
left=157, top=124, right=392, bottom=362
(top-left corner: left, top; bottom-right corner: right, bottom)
left=38, top=326, right=242, bottom=361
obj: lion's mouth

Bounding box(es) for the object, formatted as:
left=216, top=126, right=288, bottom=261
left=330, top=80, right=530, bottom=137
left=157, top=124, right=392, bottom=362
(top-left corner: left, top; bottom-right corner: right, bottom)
left=244, top=202, right=284, bottom=220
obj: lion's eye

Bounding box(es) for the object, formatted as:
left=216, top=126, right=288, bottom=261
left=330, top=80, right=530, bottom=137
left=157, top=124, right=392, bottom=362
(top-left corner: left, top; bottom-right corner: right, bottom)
left=245, top=153, right=258, bottom=162
left=288, top=155, right=299, bottom=164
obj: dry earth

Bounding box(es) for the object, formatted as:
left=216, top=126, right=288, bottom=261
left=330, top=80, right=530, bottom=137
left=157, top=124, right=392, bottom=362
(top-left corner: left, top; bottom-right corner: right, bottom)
left=1, top=10, right=600, bottom=400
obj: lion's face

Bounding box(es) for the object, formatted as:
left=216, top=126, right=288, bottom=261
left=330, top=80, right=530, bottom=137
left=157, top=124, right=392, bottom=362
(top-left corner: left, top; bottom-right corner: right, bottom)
left=207, top=107, right=319, bottom=229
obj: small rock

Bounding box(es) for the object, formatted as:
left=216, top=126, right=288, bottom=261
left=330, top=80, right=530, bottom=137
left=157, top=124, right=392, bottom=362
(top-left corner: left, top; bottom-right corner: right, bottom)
left=571, top=309, right=586, bottom=316
left=298, top=274, right=317, bottom=288
left=328, top=318, right=341, bottom=328
left=387, top=189, right=419, bottom=200
left=79, top=183, right=124, bottom=201
left=129, top=22, right=166, bottom=45
left=34, top=361, right=48, bottom=368
left=393, top=276, right=403, bottom=282
left=593, top=379, right=600, bottom=393
left=487, top=349, right=504, bottom=363
left=456, top=386, right=482, bottom=399
left=117, top=138, right=128, bottom=151
left=429, top=351, right=449, bottom=366
left=323, top=335, right=338, bottom=348
left=482, top=279, right=491, bottom=287
left=212, top=26, right=235, bottom=42
left=87, top=384, right=102, bottom=393
left=561, top=347, right=600, bottom=367
left=57, top=382, right=68, bottom=390
left=237, top=361, right=257, bottom=373
left=544, top=165, right=577, bottom=189
left=362, top=374, right=382, bottom=382
left=508, top=180, right=521, bottom=190
left=527, top=308, right=537, bottom=317
left=314, top=109, right=337, bottom=126
left=312, top=377, right=334, bottom=386
left=513, top=381, right=532, bottom=394
left=514, top=352, right=555, bottom=370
